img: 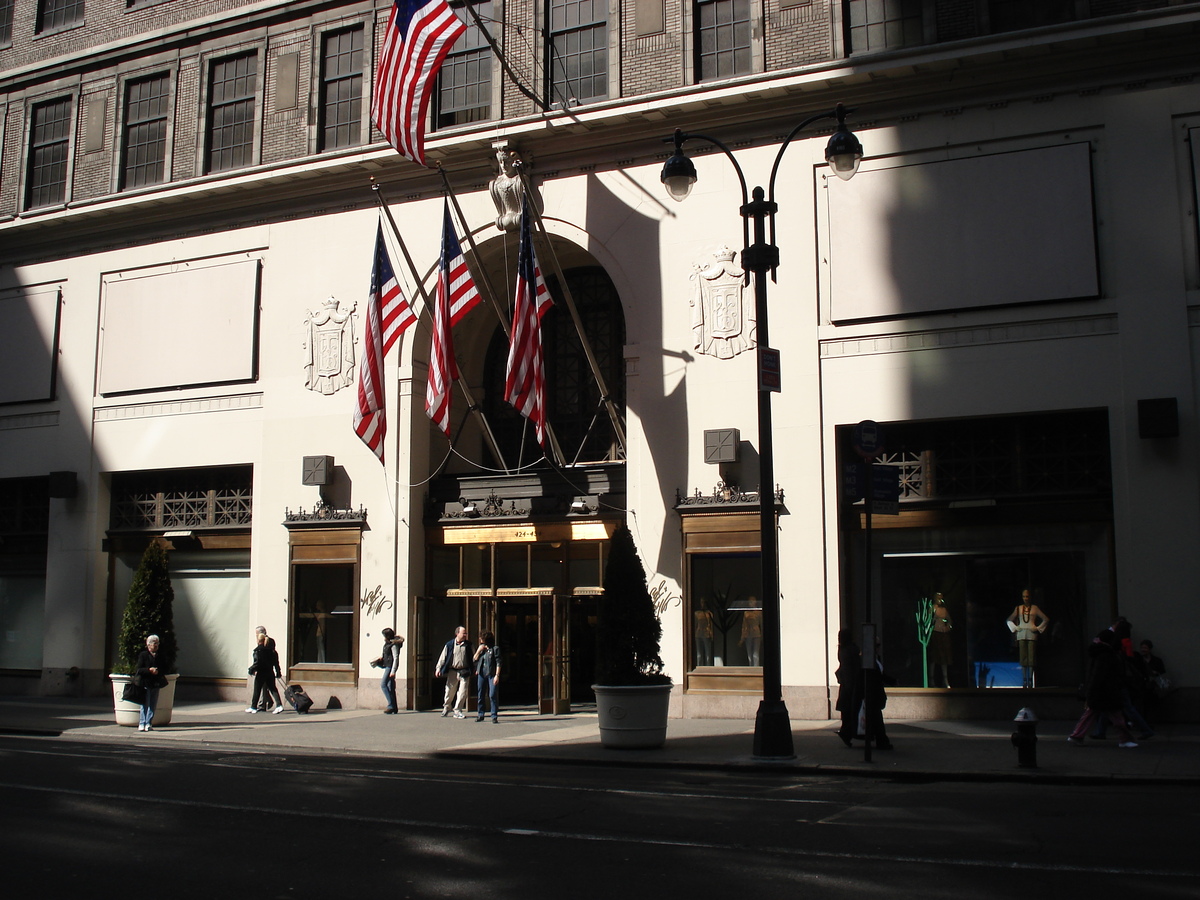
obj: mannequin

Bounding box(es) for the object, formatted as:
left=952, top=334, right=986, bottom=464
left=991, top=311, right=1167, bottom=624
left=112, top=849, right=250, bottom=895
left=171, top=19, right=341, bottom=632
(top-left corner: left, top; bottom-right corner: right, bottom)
left=694, top=607, right=714, bottom=667
left=929, top=593, right=953, bottom=688
left=1007, top=589, right=1049, bottom=688
left=740, top=602, right=762, bottom=666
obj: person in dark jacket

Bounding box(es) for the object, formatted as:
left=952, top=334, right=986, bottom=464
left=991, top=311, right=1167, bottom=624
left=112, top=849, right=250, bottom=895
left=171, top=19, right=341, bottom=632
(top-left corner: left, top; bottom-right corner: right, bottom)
left=377, top=627, right=404, bottom=714
left=135, top=634, right=166, bottom=732
left=247, top=631, right=283, bottom=714
left=1067, top=631, right=1137, bottom=747
left=834, top=630, right=860, bottom=747
left=473, top=631, right=502, bottom=723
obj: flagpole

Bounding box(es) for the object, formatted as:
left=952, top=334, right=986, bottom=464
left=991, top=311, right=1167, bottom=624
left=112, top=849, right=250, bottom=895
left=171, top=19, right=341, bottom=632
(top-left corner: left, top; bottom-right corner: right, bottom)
left=370, top=180, right=512, bottom=474
left=438, top=165, right=511, bottom=340
left=437, top=167, right=569, bottom=469
left=516, top=166, right=628, bottom=457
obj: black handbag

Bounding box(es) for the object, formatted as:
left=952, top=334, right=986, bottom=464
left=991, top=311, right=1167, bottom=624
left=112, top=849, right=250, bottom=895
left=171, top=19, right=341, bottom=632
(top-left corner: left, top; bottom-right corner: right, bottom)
left=122, top=681, right=146, bottom=704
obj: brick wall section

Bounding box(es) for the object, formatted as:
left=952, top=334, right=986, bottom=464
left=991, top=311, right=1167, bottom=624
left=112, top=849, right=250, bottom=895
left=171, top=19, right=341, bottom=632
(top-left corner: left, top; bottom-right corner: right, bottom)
left=501, top=0, right=541, bottom=121
left=766, top=0, right=833, bottom=71
left=621, top=0, right=684, bottom=96
left=74, top=80, right=116, bottom=201
left=264, top=32, right=312, bottom=165
left=172, top=56, right=201, bottom=182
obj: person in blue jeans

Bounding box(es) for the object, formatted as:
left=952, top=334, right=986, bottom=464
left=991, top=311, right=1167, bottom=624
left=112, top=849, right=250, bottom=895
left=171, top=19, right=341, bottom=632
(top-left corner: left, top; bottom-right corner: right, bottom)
left=377, top=628, right=404, bottom=714
left=473, top=631, right=502, bottom=723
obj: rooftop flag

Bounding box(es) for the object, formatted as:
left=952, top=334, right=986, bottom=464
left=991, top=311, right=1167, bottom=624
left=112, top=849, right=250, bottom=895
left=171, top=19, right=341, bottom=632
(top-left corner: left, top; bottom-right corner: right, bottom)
left=504, top=199, right=554, bottom=447
left=371, top=0, right=465, bottom=167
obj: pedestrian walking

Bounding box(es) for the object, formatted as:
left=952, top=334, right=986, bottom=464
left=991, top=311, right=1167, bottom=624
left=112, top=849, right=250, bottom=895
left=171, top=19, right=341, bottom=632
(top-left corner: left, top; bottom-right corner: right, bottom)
left=247, top=630, right=283, bottom=714
left=435, top=626, right=473, bottom=718
left=1067, top=631, right=1138, bottom=747
left=473, top=631, right=501, bottom=723
left=375, top=627, right=404, bottom=714
left=834, top=630, right=860, bottom=747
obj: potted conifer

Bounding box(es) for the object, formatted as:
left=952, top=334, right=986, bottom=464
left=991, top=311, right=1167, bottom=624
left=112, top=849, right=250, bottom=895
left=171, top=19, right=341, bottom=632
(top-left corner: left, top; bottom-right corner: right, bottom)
left=591, top=525, right=673, bottom=749
left=110, top=540, right=180, bottom=726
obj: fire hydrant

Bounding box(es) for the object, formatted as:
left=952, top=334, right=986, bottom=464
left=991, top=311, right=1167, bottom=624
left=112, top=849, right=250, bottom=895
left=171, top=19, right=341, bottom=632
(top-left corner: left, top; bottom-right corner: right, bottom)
left=1011, top=707, right=1038, bottom=768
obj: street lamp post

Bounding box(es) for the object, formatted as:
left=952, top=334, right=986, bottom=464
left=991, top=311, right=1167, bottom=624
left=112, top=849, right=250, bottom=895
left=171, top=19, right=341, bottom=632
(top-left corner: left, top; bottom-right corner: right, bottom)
left=662, top=105, right=863, bottom=759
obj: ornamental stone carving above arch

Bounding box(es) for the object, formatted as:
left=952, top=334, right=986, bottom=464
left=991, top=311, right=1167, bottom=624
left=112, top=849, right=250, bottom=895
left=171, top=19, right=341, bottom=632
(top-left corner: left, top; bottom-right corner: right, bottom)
left=690, top=247, right=754, bottom=360
left=303, top=296, right=357, bottom=395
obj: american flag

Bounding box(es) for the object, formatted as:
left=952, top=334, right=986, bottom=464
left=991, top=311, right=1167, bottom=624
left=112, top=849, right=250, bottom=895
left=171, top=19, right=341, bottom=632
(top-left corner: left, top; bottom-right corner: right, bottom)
left=427, top=203, right=478, bottom=434
left=354, top=222, right=417, bottom=462
left=371, top=0, right=466, bottom=167
left=504, top=200, right=554, bottom=447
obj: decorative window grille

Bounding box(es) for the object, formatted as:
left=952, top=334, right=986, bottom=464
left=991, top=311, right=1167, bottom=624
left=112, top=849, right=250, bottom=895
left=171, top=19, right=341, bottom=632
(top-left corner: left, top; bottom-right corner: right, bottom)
left=855, top=411, right=1111, bottom=504
left=319, top=26, right=364, bottom=150
left=436, top=1, right=493, bottom=128
left=695, top=0, right=751, bottom=81
left=206, top=52, right=257, bottom=173
left=110, top=467, right=253, bottom=531
left=27, top=97, right=72, bottom=209
left=121, top=73, right=170, bottom=189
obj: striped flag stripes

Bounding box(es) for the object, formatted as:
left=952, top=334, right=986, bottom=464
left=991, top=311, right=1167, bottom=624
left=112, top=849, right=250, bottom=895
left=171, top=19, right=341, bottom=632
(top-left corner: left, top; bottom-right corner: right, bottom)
left=370, top=0, right=466, bottom=167
left=504, top=199, right=554, bottom=447
left=354, top=221, right=417, bottom=462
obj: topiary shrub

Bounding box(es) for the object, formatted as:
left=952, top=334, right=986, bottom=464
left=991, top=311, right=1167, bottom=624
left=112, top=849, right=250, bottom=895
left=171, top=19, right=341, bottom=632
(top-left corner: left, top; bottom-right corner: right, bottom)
left=115, top=540, right=178, bottom=675
left=595, top=525, right=670, bottom=686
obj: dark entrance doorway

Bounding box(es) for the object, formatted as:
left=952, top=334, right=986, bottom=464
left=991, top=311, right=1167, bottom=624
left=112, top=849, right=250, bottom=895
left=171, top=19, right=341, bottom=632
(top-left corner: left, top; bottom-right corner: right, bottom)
left=497, top=598, right=539, bottom=706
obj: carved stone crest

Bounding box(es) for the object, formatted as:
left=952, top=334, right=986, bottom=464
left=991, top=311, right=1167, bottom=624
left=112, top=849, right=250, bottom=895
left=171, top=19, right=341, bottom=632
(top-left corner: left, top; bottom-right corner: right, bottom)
left=303, top=297, right=356, bottom=395
left=690, top=247, right=754, bottom=359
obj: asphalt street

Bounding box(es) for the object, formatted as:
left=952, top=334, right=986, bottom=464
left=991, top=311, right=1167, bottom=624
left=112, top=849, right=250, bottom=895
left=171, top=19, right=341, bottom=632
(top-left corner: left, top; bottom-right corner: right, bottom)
left=1, top=733, right=1195, bottom=899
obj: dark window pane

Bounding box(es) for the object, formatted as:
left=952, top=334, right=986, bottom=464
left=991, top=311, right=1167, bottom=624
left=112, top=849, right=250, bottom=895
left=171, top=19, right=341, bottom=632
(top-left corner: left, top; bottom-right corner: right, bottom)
left=435, top=1, right=494, bottom=128
left=845, top=0, right=923, bottom=54
left=319, top=26, right=364, bottom=151
left=207, top=52, right=257, bottom=173
left=27, top=97, right=72, bottom=209
left=37, top=0, right=83, bottom=33
left=121, top=73, right=169, bottom=190
left=696, top=0, right=751, bottom=82
left=549, top=0, right=607, bottom=105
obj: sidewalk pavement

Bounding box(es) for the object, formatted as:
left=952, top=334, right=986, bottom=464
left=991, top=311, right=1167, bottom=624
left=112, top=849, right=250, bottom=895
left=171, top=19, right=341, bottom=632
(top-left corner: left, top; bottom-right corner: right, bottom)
left=1, top=695, right=1196, bottom=784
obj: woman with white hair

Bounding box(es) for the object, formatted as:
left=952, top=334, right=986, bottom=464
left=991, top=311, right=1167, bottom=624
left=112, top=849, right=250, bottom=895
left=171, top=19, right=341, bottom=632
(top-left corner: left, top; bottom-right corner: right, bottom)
left=135, top=635, right=165, bottom=731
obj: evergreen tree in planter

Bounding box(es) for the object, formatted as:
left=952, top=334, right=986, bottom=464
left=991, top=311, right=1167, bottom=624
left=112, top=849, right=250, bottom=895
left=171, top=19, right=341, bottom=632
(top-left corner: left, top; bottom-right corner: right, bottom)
left=595, top=525, right=669, bottom=686
left=116, top=540, right=178, bottom=675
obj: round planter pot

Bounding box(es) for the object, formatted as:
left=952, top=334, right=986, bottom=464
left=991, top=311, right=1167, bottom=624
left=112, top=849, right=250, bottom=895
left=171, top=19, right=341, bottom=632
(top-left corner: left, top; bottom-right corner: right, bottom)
left=591, top=683, right=673, bottom=749
left=110, top=673, right=180, bottom=727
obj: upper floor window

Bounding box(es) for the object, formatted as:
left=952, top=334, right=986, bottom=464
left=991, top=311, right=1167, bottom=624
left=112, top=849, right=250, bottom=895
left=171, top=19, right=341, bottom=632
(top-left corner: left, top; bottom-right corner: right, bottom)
left=695, top=0, right=751, bottom=82
left=27, top=97, right=72, bottom=209
left=319, top=26, right=364, bottom=151
left=0, top=0, right=15, bottom=46
left=37, top=0, right=84, bottom=33
left=548, top=0, right=608, bottom=106
left=989, top=0, right=1076, bottom=33
left=206, top=52, right=257, bottom=173
left=436, top=0, right=494, bottom=128
left=121, top=73, right=170, bottom=190
left=844, top=0, right=923, bottom=54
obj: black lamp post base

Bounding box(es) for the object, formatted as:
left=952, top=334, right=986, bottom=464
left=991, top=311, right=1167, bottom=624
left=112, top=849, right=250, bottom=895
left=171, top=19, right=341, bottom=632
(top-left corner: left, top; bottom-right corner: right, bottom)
left=752, top=699, right=795, bottom=759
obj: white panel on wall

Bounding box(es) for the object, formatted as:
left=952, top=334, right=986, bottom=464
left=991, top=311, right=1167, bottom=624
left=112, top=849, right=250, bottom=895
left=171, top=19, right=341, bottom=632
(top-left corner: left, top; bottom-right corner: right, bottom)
left=825, top=142, right=1099, bottom=323
left=0, top=288, right=60, bottom=405
left=99, top=258, right=259, bottom=395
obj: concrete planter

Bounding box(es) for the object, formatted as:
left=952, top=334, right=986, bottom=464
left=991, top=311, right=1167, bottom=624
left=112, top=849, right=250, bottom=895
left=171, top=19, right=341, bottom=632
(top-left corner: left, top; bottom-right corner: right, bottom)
left=592, top=683, right=672, bottom=749
left=110, top=673, right=179, bottom=727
